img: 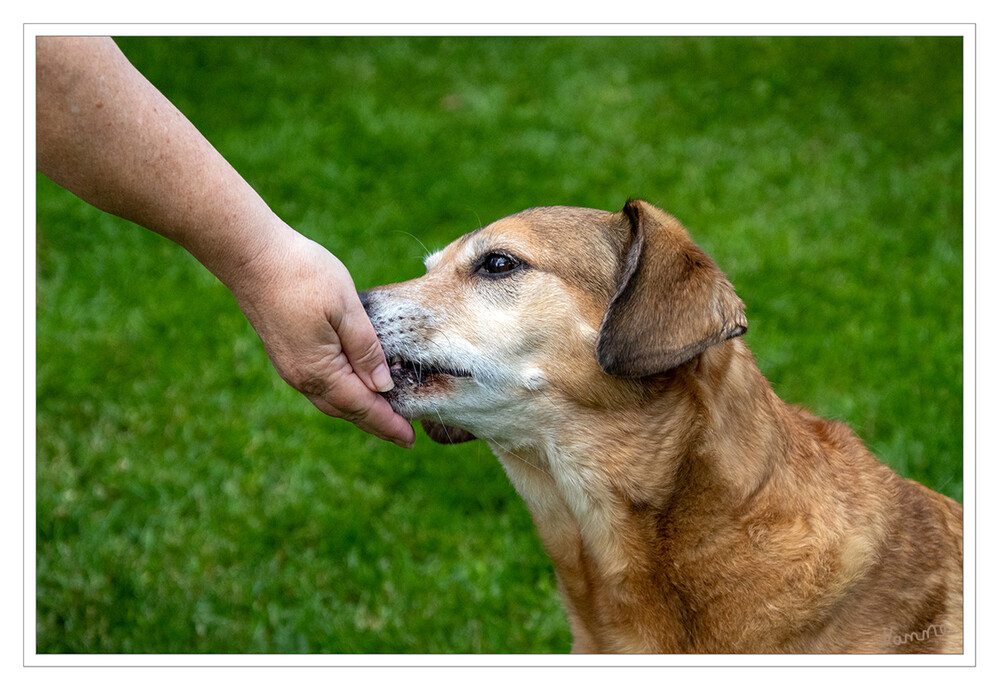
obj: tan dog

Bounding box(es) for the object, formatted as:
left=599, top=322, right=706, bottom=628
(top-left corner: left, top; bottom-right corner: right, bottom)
left=359, top=200, right=963, bottom=654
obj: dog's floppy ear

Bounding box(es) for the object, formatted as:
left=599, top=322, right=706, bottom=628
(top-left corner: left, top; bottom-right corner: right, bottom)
left=421, top=420, right=477, bottom=444
left=596, top=199, right=747, bottom=377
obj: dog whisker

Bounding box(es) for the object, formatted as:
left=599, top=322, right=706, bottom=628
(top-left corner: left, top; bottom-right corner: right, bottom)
left=393, top=230, right=433, bottom=258
left=433, top=408, right=456, bottom=445
left=478, top=434, right=550, bottom=477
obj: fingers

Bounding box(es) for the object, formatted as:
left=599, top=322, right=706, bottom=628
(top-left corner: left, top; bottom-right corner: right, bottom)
left=232, top=231, right=415, bottom=447
left=329, top=295, right=418, bottom=447
left=307, top=371, right=416, bottom=448
left=349, top=396, right=416, bottom=449
left=335, top=292, right=396, bottom=394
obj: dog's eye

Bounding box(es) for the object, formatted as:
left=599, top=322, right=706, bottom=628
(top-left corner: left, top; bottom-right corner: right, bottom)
left=478, top=252, right=522, bottom=276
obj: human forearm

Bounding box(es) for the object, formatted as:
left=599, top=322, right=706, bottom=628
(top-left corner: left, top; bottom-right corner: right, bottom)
left=35, top=36, right=285, bottom=289
left=36, top=36, right=413, bottom=446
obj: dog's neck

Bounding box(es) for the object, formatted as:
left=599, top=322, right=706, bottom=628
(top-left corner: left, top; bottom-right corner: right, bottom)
left=489, top=339, right=793, bottom=652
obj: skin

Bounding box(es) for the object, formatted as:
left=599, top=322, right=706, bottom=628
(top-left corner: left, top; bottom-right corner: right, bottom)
left=35, top=37, right=415, bottom=448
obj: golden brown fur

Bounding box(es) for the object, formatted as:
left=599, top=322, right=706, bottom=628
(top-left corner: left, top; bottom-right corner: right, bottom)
left=360, top=199, right=963, bottom=653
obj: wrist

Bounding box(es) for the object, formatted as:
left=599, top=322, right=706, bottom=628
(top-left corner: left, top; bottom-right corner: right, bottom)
left=190, top=203, right=299, bottom=295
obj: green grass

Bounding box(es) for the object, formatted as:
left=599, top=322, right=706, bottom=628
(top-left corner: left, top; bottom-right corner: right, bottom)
left=35, top=36, right=964, bottom=654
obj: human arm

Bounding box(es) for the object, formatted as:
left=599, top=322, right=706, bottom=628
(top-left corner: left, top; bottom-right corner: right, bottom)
left=36, top=36, right=415, bottom=447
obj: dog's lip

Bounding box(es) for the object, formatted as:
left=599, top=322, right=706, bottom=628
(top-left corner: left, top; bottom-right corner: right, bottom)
left=386, top=354, right=472, bottom=380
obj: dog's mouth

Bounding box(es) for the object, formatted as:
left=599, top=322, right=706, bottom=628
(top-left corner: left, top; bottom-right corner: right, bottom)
left=386, top=354, right=472, bottom=387
left=383, top=354, right=479, bottom=444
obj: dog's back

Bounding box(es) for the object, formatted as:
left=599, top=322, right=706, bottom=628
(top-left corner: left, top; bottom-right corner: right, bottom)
left=703, top=394, right=965, bottom=654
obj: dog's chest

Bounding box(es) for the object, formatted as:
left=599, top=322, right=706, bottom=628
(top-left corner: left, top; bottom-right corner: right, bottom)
left=494, top=447, right=636, bottom=572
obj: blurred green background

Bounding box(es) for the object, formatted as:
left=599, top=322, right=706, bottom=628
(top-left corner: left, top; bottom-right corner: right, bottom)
left=35, top=36, right=963, bottom=654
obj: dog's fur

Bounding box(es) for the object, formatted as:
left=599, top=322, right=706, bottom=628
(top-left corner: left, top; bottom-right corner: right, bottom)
left=359, top=200, right=963, bottom=654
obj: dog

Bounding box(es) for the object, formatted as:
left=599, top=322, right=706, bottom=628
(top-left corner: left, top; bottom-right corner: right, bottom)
left=358, top=199, right=963, bottom=654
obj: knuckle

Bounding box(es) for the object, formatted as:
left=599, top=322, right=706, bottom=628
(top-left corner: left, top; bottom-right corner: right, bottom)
left=296, top=374, right=330, bottom=399
left=276, top=359, right=335, bottom=399
left=272, top=349, right=382, bottom=426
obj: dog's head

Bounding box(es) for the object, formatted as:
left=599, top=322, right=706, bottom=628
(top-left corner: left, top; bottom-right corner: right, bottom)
left=359, top=199, right=747, bottom=446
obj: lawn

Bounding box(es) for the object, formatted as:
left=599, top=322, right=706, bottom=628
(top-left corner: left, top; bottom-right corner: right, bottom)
left=34, top=35, right=964, bottom=654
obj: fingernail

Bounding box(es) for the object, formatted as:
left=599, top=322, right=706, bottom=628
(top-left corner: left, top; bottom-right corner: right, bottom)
left=372, top=363, right=394, bottom=392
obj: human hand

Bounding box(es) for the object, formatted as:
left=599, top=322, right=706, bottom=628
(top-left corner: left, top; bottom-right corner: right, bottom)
left=227, top=225, right=416, bottom=448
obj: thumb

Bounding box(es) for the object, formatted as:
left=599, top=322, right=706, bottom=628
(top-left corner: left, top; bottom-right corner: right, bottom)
left=335, top=291, right=395, bottom=393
